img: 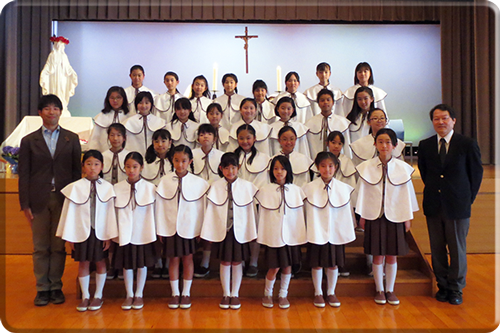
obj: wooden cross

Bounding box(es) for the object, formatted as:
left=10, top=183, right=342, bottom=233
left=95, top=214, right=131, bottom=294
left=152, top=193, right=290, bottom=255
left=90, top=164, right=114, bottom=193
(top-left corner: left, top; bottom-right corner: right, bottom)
left=235, top=27, right=258, bottom=74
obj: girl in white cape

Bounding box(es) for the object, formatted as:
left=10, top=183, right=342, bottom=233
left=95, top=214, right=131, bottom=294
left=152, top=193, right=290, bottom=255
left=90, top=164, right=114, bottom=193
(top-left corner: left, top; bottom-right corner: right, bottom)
left=88, top=86, right=131, bottom=151
left=189, top=75, right=212, bottom=123
left=256, top=156, right=307, bottom=309
left=165, top=98, right=199, bottom=150
left=356, top=128, right=418, bottom=306
left=273, top=71, right=313, bottom=123
left=154, top=71, right=184, bottom=123
left=214, top=73, right=245, bottom=129
left=143, top=129, right=173, bottom=186
left=102, top=123, right=129, bottom=185
left=155, top=145, right=210, bottom=310
left=114, top=152, right=158, bottom=311
left=201, top=153, right=258, bottom=310
left=56, top=150, right=118, bottom=312
left=274, top=126, right=313, bottom=187
left=302, top=152, right=356, bottom=308
left=123, top=91, right=166, bottom=157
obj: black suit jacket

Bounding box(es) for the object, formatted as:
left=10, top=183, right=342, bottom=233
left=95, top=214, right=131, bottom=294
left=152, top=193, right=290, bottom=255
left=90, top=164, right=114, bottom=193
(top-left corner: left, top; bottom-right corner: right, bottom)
left=18, top=127, right=82, bottom=214
left=418, top=132, right=483, bottom=220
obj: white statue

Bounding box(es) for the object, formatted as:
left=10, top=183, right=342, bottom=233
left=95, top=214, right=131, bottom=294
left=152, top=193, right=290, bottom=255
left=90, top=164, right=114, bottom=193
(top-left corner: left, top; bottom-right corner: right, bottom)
left=40, top=36, right=78, bottom=117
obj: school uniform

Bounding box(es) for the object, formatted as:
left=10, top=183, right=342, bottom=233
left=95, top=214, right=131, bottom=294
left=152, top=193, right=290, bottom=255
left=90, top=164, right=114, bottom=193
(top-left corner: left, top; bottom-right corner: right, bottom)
left=214, top=93, right=245, bottom=130
left=305, top=113, right=351, bottom=159
left=350, top=134, right=405, bottom=167
left=123, top=113, right=166, bottom=156
left=303, top=177, right=356, bottom=268
left=191, top=96, right=213, bottom=124
left=275, top=150, right=313, bottom=187
left=154, top=92, right=184, bottom=123
left=304, top=83, right=344, bottom=117
left=88, top=110, right=132, bottom=152
left=124, top=85, right=156, bottom=114
left=113, top=178, right=158, bottom=270
left=256, top=183, right=307, bottom=268
left=228, top=120, right=272, bottom=156
left=56, top=178, right=118, bottom=262
left=155, top=172, right=210, bottom=257
left=237, top=150, right=271, bottom=189
left=165, top=119, right=198, bottom=150
left=256, top=99, right=277, bottom=124
left=355, top=157, right=418, bottom=256
left=214, top=125, right=230, bottom=152
left=192, top=147, right=224, bottom=184
left=201, top=177, right=258, bottom=262
left=274, top=91, right=313, bottom=124
left=269, top=120, right=311, bottom=158
left=102, top=149, right=130, bottom=185
left=142, top=157, right=172, bottom=185
left=342, top=84, right=387, bottom=118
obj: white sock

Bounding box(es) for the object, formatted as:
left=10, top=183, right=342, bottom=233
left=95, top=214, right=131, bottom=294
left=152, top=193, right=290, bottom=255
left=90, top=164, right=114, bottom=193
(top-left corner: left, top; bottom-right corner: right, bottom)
left=170, top=279, right=180, bottom=296
left=366, top=254, right=373, bottom=266
left=249, top=242, right=260, bottom=267
left=201, top=251, right=211, bottom=268
left=79, top=275, right=90, bottom=299
left=135, top=267, right=148, bottom=298
left=230, top=264, right=243, bottom=297
left=326, top=267, right=338, bottom=295
left=385, top=262, right=398, bottom=293
left=123, top=269, right=134, bottom=298
left=182, top=279, right=192, bottom=296
left=264, top=277, right=276, bottom=297
left=373, top=263, right=384, bottom=292
left=220, top=264, right=231, bottom=297
left=279, top=273, right=292, bottom=298
left=94, top=272, right=107, bottom=299
left=311, top=268, right=323, bottom=296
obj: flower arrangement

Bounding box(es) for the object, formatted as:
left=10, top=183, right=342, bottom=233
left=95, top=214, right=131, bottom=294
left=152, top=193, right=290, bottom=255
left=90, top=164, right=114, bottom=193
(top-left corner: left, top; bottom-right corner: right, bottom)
left=2, top=146, right=20, bottom=165
left=50, top=36, right=70, bottom=44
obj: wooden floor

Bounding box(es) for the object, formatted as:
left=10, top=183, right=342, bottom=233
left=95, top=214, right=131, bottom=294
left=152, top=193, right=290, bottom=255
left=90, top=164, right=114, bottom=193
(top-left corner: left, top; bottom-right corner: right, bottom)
left=1, top=254, right=498, bottom=331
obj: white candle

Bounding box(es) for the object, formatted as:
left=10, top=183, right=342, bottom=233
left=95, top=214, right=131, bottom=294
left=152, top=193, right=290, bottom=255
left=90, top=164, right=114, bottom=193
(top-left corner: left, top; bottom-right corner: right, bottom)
left=276, top=66, right=282, bottom=92
left=213, top=63, right=218, bottom=91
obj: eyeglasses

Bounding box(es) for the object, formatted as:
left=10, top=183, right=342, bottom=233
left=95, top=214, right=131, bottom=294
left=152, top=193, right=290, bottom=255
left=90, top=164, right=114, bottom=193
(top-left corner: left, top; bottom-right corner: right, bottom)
left=369, top=117, right=386, bottom=122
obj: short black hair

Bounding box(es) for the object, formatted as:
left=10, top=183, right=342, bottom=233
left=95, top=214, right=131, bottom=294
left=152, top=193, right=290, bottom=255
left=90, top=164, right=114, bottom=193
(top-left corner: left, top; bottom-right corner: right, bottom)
left=130, top=64, right=145, bottom=74
left=374, top=128, right=398, bottom=147
left=38, top=94, right=63, bottom=111
left=429, top=104, right=456, bottom=120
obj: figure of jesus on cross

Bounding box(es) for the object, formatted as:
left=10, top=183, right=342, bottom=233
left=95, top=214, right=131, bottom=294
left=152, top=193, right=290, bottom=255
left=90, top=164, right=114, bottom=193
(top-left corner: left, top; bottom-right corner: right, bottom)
left=235, top=27, right=258, bottom=74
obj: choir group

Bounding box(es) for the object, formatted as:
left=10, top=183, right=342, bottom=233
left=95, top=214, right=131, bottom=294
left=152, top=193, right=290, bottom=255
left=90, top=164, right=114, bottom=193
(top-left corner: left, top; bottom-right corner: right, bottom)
left=55, top=61, right=419, bottom=312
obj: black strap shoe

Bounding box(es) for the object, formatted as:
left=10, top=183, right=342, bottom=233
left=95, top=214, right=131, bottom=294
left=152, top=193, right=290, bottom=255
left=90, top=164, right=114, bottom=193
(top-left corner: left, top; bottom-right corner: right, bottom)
left=50, top=289, right=66, bottom=304
left=448, top=290, right=463, bottom=305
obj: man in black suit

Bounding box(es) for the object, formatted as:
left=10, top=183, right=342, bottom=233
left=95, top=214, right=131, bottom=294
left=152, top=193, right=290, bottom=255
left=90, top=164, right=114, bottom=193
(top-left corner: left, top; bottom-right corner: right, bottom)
left=418, top=104, right=482, bottom=305
left=18, top=94, right=82, bottom=306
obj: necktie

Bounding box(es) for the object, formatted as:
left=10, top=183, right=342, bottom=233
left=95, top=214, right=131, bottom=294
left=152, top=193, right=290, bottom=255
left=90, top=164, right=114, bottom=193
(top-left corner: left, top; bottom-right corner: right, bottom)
left=170, top=95, right=175, bottom=112
left=202, top=153, right=210, bottom=180
left=226, top=182, right=234, bottom=231
left=227, top=95, right=232, bottom=122
left=141, top=115, right=148, bottom=151
left=214, top=126, right=220, bottom=150
left=378, top=163, right=387, bottom=218
left=112, top=110, right=120, bottom=124
left=176, top=176, right=182, bottom=206
left=257, top=104, right=262, bottom=122
left=135, top=88, right=139, bottom=97
left=111, top=150, right=121, bottom=184
left=130, top=181, right=137, bottom=210
left=159, top=158, right=166, bottom=177
left=90, top=180, right=97, bottom=229
left=321, top=116, right=329, bottom=151
left=439, top=138, right=447, bottom=165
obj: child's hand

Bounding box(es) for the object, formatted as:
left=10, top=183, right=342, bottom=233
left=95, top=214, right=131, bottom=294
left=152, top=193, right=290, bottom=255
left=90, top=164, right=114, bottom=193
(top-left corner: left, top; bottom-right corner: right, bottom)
left=359, top=218, right=365, bottom=230
left=23, top=208, right=34, bottom=227
left=103, top=240, right=111, bottom=251
left=69, top=242, right=75, bottom=251
left=405, top=220, right=412, bottom=232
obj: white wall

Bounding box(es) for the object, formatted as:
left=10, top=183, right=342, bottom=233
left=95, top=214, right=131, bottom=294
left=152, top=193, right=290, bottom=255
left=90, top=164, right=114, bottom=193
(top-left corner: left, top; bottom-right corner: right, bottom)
left=58, top=21, right=441, bottom=143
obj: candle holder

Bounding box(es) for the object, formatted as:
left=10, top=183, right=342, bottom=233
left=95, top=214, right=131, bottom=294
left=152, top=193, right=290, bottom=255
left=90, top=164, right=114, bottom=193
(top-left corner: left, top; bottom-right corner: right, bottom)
left=212, top=90, right=219, bottom=100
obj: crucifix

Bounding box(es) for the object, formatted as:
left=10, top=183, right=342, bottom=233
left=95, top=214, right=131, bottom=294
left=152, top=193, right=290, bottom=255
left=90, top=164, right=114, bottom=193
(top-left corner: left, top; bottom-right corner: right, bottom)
left=235, top=27, right=258, bottom=74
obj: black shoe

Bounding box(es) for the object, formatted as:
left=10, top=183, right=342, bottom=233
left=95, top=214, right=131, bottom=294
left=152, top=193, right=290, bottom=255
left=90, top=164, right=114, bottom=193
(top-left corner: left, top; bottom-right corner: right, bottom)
left=194, top=266, right=210, bottom=278
left=34, top=291, right=50, bottom=306
left=448, top=290, right=463, bottom=305
left=50, top=289, right=65, bottom=304
left=435, top=288, right=448, bottom=302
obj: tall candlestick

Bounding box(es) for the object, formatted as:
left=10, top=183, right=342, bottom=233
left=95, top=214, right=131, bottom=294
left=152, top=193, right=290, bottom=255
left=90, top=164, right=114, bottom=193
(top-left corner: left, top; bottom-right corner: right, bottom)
left=276, top=66, right=282, bottom=92
left=213, top=63, right=218, bottom=92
